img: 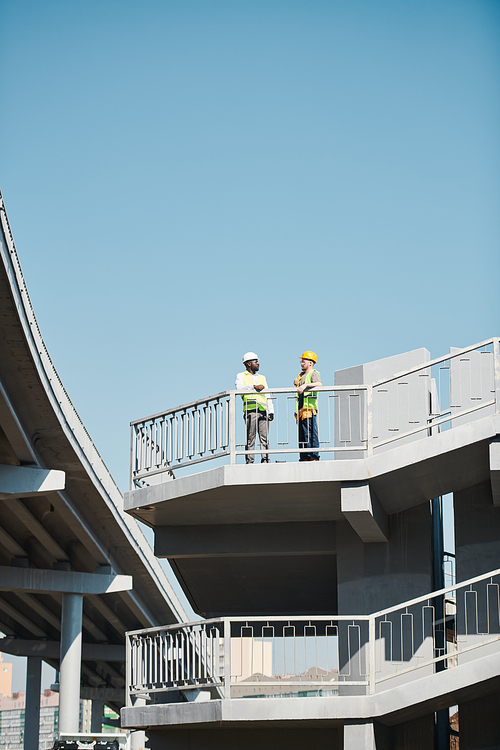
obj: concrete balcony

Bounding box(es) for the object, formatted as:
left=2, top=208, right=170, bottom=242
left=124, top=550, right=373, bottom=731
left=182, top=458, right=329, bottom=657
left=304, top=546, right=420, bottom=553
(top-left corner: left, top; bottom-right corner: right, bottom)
left=121, top=569, right=500, bottom=745
left=124, top=339, right=500, bottom=617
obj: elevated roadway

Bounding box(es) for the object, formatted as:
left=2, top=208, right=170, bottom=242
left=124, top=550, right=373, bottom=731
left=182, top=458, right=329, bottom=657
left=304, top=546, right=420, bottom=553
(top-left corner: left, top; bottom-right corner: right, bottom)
left=0, top=191, right=187, bottom=740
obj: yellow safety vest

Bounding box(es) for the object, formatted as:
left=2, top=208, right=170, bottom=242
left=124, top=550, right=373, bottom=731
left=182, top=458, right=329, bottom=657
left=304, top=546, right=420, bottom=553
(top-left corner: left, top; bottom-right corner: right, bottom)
left=296, top=370, right=320, bottom=418
left=240, top=371, right=268, bottom=412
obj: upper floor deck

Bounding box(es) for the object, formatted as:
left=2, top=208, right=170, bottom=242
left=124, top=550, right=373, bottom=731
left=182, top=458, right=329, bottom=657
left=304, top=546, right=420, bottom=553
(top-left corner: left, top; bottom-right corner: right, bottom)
left=126, top=338, right=500, bottom=520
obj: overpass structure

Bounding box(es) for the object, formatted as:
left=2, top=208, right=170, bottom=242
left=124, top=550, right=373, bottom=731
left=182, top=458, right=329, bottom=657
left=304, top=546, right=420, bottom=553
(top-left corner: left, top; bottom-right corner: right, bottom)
left=122, top=338, right=500, bottom=749
left=0, top=191, right=187, bottom=749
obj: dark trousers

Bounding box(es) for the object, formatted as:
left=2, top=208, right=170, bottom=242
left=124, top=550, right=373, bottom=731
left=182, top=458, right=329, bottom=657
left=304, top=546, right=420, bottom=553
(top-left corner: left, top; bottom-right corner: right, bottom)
left=244, top=410, right=270, bottom=463
left=298, top=414, right=319, bottom=461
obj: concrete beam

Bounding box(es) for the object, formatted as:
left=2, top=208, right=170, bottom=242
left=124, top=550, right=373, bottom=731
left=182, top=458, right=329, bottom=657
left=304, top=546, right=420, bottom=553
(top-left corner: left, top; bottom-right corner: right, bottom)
left=341, top=482, right=388, bottom=543
left=0, top=566, right=133, bottom=594
left=0, top=465, right=65, bottom=498
left=0, top=637, right=125, bottom=661
left=52, top=684, right=125, bottom=702
left=155, top=522, right=336, bottom=558
left=490, top=439, right=500, bottom=506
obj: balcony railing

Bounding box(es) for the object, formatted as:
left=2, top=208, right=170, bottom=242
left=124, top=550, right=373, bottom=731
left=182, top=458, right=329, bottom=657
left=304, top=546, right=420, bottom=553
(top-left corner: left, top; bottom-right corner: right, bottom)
left=125, top=568, right=500, bottom=705
left=130, top=338, right=499, bottom=488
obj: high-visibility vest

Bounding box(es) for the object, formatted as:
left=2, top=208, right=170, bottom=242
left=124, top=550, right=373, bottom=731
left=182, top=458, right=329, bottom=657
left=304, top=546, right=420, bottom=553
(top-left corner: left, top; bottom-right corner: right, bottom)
left=297, top=370, right=320, bottom=412
left=240, top=371, right=268, bottom=412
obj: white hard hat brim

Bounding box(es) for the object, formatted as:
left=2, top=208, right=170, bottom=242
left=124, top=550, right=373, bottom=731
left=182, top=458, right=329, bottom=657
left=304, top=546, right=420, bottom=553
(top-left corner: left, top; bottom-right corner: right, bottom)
left=243, top=351, right=259, bottom=363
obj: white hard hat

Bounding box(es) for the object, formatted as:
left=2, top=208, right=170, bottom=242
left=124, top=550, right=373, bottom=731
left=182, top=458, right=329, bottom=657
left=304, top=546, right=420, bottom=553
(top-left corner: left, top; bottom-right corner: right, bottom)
left=243, top=351, right=259, bottom=363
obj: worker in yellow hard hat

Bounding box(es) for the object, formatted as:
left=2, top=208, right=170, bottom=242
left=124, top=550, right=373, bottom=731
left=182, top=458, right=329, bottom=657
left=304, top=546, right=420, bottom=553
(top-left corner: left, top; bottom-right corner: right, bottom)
left=294, top=351, right=322, bottom=461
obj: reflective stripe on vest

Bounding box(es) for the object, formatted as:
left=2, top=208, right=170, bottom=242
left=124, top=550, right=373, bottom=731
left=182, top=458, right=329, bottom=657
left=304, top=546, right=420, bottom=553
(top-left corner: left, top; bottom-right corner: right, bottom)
left=300, top=370, right=320, bottom=412
left=240, top=371, right=268, bottom=411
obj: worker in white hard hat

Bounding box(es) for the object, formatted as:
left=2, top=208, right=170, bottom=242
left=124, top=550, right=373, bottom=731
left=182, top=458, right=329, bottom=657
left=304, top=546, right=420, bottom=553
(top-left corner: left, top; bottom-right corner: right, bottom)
left=235, top=352, right=274, bottom=464
left=294, top=351, right=322, bottom=461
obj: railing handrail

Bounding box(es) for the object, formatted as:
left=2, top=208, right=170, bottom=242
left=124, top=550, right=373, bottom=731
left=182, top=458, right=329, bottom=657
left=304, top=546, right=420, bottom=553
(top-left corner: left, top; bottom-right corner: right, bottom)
left=130, top=385, right=370, bottom=427
left=130, top=337, right=498, bottom=427
left=125, top=567, right=500, bottom=639
left=369, top=336, right=499, bottom=390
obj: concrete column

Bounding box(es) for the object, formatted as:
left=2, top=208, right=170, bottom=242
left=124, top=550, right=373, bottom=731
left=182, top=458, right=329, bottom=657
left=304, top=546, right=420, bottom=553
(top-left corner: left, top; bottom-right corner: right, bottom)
left=454, top=480, right=500, bottom=581
left=59, top=593, right=83, bottom=734
left=90, top=700, right=103, bottom=733
left=24, top=656, right=42, bottom=750
left=344, top=720, right=376, bottom=750
left=129, top=696, right=146, bottom=750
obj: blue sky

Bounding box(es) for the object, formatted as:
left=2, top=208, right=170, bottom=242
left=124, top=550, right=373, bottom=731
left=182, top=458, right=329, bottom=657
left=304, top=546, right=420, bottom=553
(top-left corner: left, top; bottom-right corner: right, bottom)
left=0, top=0, right=498, bottom=688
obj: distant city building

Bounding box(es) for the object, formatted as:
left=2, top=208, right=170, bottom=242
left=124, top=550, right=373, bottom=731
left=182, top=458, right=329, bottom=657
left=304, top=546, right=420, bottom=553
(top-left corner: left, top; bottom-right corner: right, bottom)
left=0, top=690, right=59, bottom=750
left=0, top=656, right=12, bottom=699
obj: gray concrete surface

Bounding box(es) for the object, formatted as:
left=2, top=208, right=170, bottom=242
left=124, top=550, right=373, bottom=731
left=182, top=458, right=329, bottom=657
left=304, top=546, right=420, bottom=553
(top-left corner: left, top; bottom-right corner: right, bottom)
left=121, top=646, right=500, bottom=730
left=126, top=416, right=499, bottom=616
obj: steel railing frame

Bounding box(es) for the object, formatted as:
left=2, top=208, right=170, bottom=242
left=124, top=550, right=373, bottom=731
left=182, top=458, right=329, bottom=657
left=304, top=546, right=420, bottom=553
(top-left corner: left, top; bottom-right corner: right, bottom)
left=125, top=567, right=500, bottom=704
left=130, top=338, right=500, bottom=488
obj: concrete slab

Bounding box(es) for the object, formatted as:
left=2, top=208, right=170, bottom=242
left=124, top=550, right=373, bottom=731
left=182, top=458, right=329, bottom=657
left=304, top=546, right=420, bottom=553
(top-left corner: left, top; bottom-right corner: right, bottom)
left=121, top=647, right=500, bottom=730
left=125, top=416, right=499, bottom=526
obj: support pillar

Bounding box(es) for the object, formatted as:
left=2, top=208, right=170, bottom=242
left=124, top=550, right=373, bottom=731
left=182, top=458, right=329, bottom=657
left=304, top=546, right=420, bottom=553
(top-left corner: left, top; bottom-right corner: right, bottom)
left=59, top=593, right=83, bottom=734
left=24, top=656, right=42, bottom=750
left=344, top=720, right=376, bottom=750
left=129, top=697, right=146, bottom=750
left=90, top=700, right=104, bottom=733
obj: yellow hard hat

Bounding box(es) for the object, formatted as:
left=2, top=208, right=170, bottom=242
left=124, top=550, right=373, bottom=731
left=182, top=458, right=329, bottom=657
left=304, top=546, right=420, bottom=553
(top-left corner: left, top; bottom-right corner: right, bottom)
left=300, top=350, right=317, bottom=363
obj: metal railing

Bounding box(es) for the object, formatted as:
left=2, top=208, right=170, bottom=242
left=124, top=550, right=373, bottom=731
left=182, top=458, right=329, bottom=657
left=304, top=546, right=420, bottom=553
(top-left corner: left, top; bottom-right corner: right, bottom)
left=125, top=568, right=500, bottom=705
left=130, top=338, right=499, bottom=487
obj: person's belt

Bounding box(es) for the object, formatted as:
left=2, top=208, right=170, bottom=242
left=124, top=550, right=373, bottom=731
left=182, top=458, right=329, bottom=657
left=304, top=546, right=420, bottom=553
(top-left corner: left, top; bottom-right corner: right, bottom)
left=298, top=407, right=317, bottom=419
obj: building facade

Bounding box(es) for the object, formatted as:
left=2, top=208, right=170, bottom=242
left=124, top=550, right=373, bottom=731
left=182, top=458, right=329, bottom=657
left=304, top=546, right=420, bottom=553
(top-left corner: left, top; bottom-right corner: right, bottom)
left=121, top=339, right=500, bottom=750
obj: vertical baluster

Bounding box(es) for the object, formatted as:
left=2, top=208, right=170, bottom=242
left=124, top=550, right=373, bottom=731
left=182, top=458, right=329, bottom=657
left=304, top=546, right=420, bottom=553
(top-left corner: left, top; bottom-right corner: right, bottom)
left=207, top=404, right=213, bottom=453
left=161, top=419, right=166, bottom=467
left=195, top=629, right=201, bottom=680
left=137, top=425, right=143, bottom=478
left=216, top=400, right=221, bottom=450
left=168, top=415, right=173, bottom=465
left=187, top=410, right=192, bottom=458
left=223, top=619, right=231, bottom=698
left=149, top=423, right=154, bottom=469
left=201, top=629, right=207, bottom=680
left=153, top=421, right=158, bottom=470
left=168, top=633, right=174, bottom=684
left=180, top=413, right=185, bottom=461
left=159, top=633, right=164, bottom=684
left=201, top=406, right=206, bottom=457
left=194, top=409, right=200, bottom=456
left=224, top=397, right=229, bottom=450
left=173, top=415, right=178, bottom=462
left=186, top=629, right=192, bottom=683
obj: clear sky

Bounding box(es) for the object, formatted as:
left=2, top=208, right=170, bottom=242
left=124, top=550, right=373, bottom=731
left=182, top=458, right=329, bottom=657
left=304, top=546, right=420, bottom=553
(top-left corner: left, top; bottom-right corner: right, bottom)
left=0, top=0, right=498, bottom=688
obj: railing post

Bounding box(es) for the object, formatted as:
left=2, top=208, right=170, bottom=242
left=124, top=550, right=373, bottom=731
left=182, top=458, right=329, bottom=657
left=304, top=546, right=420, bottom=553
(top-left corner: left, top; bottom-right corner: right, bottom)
left=366, top=385, right=373, bottom=456
left=494, top=338, right=500, bottom=415
left=125, top=633, right=131, bottom=707
left=229, top=392, right=236, bottom=465
left=129, top=424, right=136, bottom=491
left=368, top=615, right=376, bottom=694
left=223, top=618, right=231, bottom=699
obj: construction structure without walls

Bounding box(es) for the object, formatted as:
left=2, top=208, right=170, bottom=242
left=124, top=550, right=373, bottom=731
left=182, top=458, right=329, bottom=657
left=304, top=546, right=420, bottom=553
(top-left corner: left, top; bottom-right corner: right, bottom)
left=122, top=337, right=500, bottom=749
left=0, top=193, right=187, bottom=750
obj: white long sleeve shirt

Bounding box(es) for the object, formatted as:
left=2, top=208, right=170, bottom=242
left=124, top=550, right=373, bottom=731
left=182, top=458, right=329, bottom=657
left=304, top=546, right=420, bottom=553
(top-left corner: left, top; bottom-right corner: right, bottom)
left=235, top=371, right=275, bottom=414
